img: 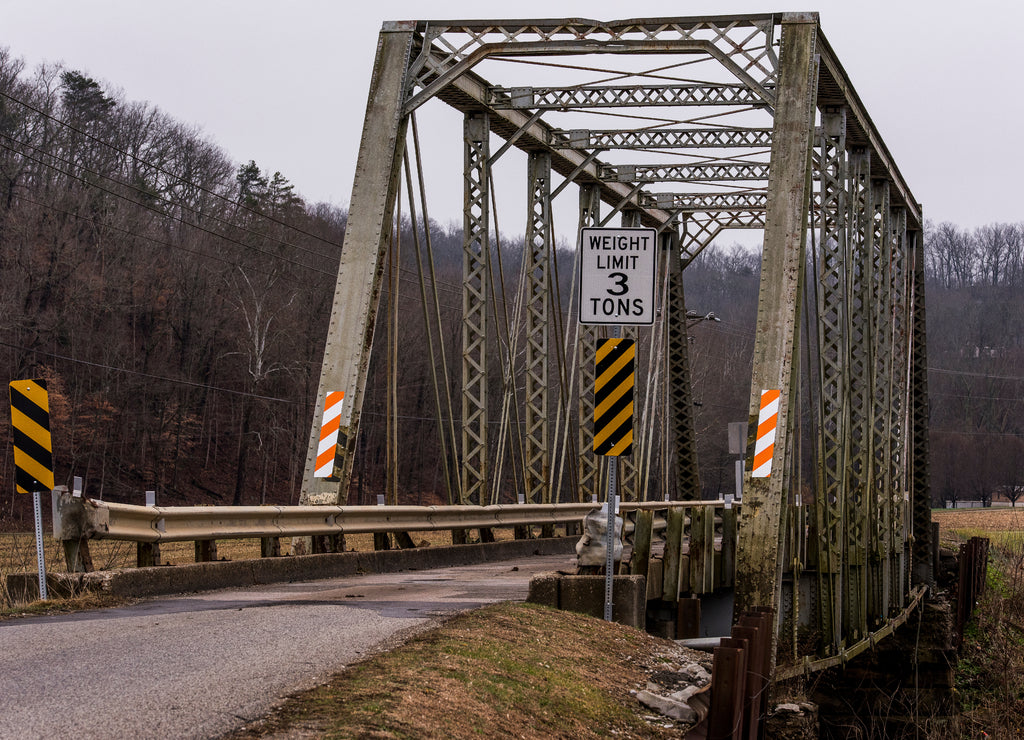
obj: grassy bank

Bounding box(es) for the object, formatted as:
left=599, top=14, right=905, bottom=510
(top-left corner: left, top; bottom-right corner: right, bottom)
left=225, top=601, right=689, bottom=739
left=935, top=508, right=1024, bottom=739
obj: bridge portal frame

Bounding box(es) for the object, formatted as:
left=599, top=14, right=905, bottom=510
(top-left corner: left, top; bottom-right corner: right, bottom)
left=298, top=12, right=931, bottom=673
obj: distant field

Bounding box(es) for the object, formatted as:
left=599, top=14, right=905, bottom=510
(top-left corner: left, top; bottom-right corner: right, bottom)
left=932, top=506, right=1024, bottom=549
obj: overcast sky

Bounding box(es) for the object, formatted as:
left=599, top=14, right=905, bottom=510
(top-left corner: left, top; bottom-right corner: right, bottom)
left=3, top=0, right=1020, bottom=234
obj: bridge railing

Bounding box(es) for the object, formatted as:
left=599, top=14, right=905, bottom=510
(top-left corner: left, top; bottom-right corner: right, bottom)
left=51, top=491, right=737, bottom=583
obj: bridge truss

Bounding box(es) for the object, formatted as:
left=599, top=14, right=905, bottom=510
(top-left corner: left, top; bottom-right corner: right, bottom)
left=300, top=13, right=932, bottom=670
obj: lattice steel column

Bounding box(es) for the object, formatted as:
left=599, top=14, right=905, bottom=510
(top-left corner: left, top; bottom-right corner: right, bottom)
left=844, top=148, right=872, bottom=640
left=524, top=151, right=551, bottom=505
left=888, top=206, right=910, bottom=609
left=578, top=184, right=604, bottom=502
left=462, top=111, right=490, bottom=506
left=814, top=107, right=848, bottom=652
left=667, top=223, right=702, bottom=500
left=734, top=14, right=818, bottom=625
left=869, top=179, right=893, bottom=623
left=909, top=228, right=933, bottom=586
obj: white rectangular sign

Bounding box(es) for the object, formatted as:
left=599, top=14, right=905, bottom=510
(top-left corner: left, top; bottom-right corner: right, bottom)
left=578, top=227, right=657, bottom=325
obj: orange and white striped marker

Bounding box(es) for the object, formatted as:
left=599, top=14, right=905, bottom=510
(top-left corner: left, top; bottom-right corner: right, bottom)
left=751, top=389, right=780, bottom=478
left=314, top=391, right=345, bottom=478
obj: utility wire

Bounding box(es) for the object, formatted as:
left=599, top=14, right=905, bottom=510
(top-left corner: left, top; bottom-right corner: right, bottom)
left=0, top=88, right=346, bottom=249
left=0, top=129, right=340, bottom=265
left=929, top=367, right=1024, bottom=382
left=0, top=139, right=334, bottom=278
left=9, top=191, right=333, bottom=285
left=0, top=338, right=299, bottom=405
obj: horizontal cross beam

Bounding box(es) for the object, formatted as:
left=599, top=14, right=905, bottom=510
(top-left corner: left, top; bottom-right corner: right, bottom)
left=487, top=84, right=769, bottom=110
left=601, top=162, right=771, bottom=183
left=550, top=128, right=773, bottom=150
left=640, top=191, right=768, bottom=211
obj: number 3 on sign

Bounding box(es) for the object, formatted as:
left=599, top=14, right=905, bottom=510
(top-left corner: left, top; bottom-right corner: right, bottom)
left=606, top=272, right=628, bottom=296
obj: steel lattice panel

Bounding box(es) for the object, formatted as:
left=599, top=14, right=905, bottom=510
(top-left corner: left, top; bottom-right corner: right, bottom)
left=814, top=107, right=848, bottom=653
left=524, top=152, right=551, bottom=505
left=461, top=112, right=490, bottom=506
left=487, top=83, right=769, bottom=109
left=550, top=128, right=773, bottom=150
left=601, top=162, right=771, bottom=183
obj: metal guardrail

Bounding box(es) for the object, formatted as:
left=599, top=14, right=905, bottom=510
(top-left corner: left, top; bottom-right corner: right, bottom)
left=53, top=492, right=727, bottom=544
left=50, top=492, right=738, bottom=589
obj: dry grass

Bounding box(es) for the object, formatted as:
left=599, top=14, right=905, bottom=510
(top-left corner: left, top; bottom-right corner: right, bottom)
left=225, top=601, right=691, bottom=740
left=932, top=507, right=1024, bottom=739
left=932, top=506, right=1024, bottom=546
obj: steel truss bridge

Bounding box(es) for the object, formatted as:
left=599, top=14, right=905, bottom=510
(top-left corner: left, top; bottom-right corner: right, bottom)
left=299, top=13, right=932, bottom=674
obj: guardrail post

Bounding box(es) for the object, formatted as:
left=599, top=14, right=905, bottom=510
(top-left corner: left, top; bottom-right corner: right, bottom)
left=137, top=542, right=161, bottom=567
left=195, top=540, right=218, bottom=562
left=260, top=536, right=281, bottom=558
left=312, top=533, right=345, bottom=554
left=662, top=506, right=684, bottom=601
left=630, top=509, right=654, bottom=581
left=52, top=487, right=94, bottom=572
left=61, top=538, right=93, bottom=573
left=721, top=507, right=737, bottom=588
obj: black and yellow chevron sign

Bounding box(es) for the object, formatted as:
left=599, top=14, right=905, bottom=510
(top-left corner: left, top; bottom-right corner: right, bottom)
left=9, top=379, right=54, bottom=493
left=594, top=338, right=635, bottom=456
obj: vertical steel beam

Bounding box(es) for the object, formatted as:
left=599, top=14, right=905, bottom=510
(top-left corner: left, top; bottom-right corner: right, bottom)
left=814, top=106, right=848, bottom=653
left=667, top=224, right=702, bottom=500
left=869, top=179, right=892, bottom=623
left=524, top=151, right=551, bottom=504
left=889, top=206, right=910, bottom=608
left=734, top=14, right=818, bottom=627
left=578, top=184, right=604, bottom=502
left=910, top=228, right=933, bottom=586
left=843, top=148, right=872, bottom=639
left=462, top=111, right=491, bottom=506
left=300, top=26, right=415, bottom=507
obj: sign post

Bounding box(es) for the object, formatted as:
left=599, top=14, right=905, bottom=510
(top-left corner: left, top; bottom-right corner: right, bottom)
left=580, top=227, right=656, bottom=620
left=9, top=379, right=55, bottom=601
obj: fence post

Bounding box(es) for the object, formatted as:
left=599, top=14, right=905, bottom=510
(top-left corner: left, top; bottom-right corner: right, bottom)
left=709, top=642, right=748, bottom=739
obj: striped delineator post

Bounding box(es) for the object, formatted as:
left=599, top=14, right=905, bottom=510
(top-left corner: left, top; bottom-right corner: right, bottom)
left=752, top=389, right=780, bottom=478
left=9, top=379, right=55, bottom=600
left=314, top=391, right=345, bottom=479
left=594, top=338, right=635, bottom=457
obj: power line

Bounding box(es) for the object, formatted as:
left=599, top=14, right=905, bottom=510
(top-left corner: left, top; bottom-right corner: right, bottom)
left=0, top=139, right=335, bottom=278
left=0, top=88, right=346, bottom=250
left=10, top=191, right=332, bottom=286
left=0, top=338, right=300, bottom=405
left=0, top=129, right=340, bottom=266
left=930, top=367, right=1024, bottom=382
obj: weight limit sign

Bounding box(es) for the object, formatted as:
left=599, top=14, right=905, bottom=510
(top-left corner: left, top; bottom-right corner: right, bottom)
left=578, top=227, right=656, bottom=326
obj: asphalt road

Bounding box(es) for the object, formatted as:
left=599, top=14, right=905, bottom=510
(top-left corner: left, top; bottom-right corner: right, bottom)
left=0, top=552, right=575, bottom=739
